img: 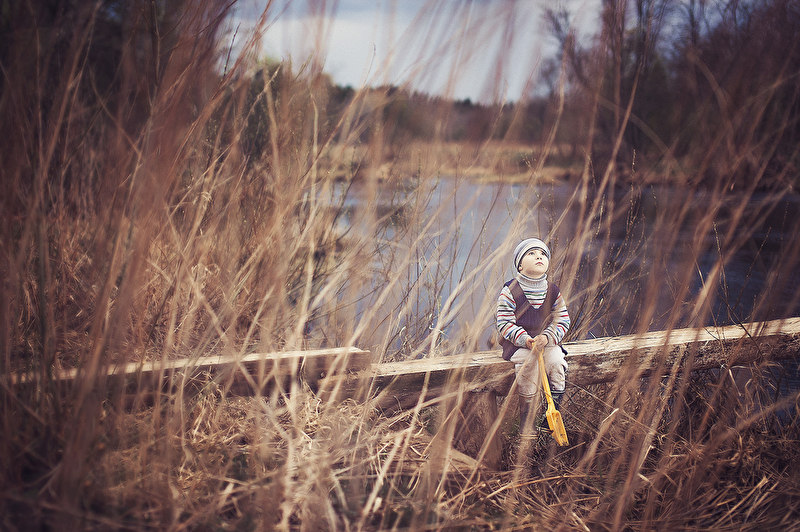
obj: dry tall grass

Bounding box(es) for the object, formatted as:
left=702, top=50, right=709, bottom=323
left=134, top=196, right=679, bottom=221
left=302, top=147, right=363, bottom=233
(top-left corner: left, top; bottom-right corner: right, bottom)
left=2, top=1, right=799, bottom=531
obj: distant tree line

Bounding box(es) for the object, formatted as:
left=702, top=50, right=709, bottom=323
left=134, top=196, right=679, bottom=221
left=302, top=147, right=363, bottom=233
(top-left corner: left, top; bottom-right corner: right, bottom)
left=549, top=0, right=800, bottom=188
left=3, top=0, right=798, bottom=199
left=250, top=0, right=796, bottom=189
left=1, top=0, right=234, bottom=218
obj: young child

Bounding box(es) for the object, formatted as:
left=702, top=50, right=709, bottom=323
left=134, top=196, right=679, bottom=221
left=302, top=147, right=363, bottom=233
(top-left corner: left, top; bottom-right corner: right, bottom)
left=496, top=237, right=570, bottom=436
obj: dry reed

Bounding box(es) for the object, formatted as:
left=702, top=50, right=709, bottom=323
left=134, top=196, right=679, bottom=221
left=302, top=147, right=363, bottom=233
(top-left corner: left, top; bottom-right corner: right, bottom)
left=2, top=0, right=799, bottom=531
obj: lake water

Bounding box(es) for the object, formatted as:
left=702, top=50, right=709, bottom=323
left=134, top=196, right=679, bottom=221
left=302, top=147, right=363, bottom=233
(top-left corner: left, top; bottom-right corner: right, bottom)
left=324, top=177, right=800, bottom=354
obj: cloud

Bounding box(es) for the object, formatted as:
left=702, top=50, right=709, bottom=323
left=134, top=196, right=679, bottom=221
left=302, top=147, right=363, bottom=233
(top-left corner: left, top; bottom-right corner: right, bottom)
left=229, top=0, right=600, bottom=103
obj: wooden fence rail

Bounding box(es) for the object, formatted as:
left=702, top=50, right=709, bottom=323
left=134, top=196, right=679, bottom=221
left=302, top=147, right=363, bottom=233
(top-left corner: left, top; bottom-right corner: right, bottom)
left=370, top=317, right=800, bottom=411
left=11, top=318, right=800, bottom=404
left=11, top=348, right=373, bottom=402
left=9, top=317, right=800, bottom=469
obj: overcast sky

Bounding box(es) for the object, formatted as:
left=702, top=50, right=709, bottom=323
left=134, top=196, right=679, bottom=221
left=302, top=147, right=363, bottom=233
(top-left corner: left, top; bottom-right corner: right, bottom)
left=230, top=0, right=600, bottom=103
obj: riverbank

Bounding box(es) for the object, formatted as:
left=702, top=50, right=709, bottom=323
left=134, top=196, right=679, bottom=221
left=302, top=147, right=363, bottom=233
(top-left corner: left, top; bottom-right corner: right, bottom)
left=323, top=140, right=582, bottom=184
left=325, top=140, right=798, bottom=191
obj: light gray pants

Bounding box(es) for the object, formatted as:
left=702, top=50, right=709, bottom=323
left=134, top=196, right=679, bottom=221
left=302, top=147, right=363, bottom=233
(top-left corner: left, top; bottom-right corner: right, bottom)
left=510, top=345, right=567, bottom=398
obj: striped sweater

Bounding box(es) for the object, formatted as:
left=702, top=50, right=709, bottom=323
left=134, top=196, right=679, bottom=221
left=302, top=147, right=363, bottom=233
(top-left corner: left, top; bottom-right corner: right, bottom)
left=496, top=273, right=570, bottom=347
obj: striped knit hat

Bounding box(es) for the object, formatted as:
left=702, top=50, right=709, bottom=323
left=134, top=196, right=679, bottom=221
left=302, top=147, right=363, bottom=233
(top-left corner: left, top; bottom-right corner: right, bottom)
left=513, top=238, right=551, bottom=271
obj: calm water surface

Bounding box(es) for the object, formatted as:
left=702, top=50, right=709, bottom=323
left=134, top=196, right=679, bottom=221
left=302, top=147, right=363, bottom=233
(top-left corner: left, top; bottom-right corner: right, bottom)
left=327, top=177, right=800, bottom=349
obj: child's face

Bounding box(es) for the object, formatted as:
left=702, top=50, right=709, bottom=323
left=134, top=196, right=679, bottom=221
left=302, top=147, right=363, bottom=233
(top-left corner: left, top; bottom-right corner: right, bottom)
left=518, top=247, right=549, bottom=278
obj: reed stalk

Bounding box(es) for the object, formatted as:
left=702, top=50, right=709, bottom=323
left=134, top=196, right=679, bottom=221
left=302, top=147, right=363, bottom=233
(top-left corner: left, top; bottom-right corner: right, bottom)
left=2, top=0, right=798, bottom=530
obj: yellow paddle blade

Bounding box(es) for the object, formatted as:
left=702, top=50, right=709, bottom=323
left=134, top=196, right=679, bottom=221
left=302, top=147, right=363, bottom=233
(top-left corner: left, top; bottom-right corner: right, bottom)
left=546, top=405, right=569, bottom=446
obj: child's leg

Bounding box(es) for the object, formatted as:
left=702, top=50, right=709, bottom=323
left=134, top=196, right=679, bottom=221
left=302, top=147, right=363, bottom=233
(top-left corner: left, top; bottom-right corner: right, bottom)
left=509, top=347, right=538, bottom=397
left=542, top=345, right=567, bottom=391
left=509, top=348, right=540, bottom=435
left=543, top=345, right=568, bottom=410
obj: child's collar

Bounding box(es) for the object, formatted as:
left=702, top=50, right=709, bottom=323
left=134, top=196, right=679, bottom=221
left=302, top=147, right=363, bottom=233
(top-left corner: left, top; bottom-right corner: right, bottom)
left=517, top=272, right=547, bottom=284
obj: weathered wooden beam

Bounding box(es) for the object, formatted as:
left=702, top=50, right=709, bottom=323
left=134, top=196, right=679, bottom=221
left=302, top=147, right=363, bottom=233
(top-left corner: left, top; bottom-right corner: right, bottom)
left=11, top=318, right=799, bottom=405
left=369, top=317, right=800, bottom=468
left=564, top=317, right=800, bottom=386
left=371, top=317, right=800, bottom=409
left=13, top=347, right=372, bottom=399
left=370, top=352, right=514, bottom=412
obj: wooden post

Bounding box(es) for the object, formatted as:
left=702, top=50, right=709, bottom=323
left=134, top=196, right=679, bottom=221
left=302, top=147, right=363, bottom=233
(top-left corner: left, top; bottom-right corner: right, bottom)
left=452, top=390, right=504, bottom=469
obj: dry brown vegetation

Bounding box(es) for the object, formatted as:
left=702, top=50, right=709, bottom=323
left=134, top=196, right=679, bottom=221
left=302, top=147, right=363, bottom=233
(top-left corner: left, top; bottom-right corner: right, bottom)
left=2, top=0, right=800, bottom=530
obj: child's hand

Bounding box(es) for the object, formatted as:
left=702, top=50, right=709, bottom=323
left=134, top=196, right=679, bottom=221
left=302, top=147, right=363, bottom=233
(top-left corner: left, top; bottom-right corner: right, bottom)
left=526, top=334, right=548, bottom=351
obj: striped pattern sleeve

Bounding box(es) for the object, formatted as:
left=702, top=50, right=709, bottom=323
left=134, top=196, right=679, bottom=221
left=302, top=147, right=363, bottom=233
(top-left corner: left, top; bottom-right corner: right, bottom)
left=543, top=291, right=570, bottom=346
